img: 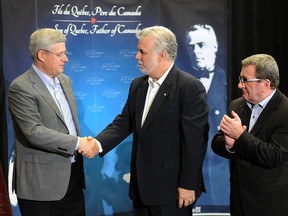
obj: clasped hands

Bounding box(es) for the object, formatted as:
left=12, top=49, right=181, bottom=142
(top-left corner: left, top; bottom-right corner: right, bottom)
left=78, top=136, right=99, bottom=159
left=220, top=110, right=247, bottom=149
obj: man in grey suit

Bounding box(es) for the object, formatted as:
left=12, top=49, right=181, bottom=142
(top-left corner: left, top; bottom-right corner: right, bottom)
left=8, top=28, right=98, bottom=216
left=95, top=26, right=209, bottom=216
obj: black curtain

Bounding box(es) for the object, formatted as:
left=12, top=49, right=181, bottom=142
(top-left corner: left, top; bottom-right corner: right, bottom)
left=229, top=0, right=288, bottom=102
left=0, top=0, right=8, bottom=187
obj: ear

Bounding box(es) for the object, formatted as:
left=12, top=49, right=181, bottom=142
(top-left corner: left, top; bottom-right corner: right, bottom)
left=37, top=50, right=46, bottom=62
left=262, top=79, right=271, bottom=93
left=158, top=51, right=167, bottom=63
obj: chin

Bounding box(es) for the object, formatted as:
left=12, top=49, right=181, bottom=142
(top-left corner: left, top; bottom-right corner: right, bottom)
left=242, top=94, right=249, bottom=101
left=140, top=70, right=148, bottom=75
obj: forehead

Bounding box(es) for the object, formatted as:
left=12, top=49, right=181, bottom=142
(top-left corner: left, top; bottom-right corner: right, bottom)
left=49, top=42, right=66, bottom=51
left=138, top=36, right=155, bottom=50
left=187, top=29, right=215, bottom=44
left=241, top=65, right=257, bottom=76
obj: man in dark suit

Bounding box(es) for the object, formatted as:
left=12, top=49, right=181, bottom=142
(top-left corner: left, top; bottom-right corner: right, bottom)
left=212, top=54, right=288, bottom=216
left=185, top=23, right=229, bottom=205
left=95, top=26, right=209, bottom=216
left=8, top=28, right=98, bottom=216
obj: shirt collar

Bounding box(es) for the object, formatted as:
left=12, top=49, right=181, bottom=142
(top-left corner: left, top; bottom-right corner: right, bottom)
left=32, top=64, right=60, bottom=85
left=259, top=89, right=276, bottom=108
left=246, top=89, right=276, bottom=109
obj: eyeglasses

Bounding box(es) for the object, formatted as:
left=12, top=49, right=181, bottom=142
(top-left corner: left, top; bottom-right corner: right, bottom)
left=238, top=76, right=263, bottom=83
left=43, top=50, right=68, bottom=58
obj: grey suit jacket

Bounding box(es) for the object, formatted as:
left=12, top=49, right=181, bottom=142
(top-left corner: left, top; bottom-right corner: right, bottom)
left=8, top=67, right=85, bottom=201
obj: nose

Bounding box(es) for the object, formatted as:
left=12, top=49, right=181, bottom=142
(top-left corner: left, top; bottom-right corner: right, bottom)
left=63, top=55, right=68, bottom=62
left=238, top=80, right=244, bottom=89
left=135, top=51, right=140, bottom=60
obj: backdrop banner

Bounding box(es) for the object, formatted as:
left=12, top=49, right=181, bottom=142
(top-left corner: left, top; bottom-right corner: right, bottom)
left=2, top=0, right=229, bottom=215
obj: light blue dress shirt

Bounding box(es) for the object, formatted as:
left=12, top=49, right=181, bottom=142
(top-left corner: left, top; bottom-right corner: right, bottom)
left=33, top=64, right=79, bottom=162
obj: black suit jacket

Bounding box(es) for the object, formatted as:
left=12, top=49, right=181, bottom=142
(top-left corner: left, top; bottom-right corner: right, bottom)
left=212, top=89, right=288, bottom=216
left=96, top=65, right=209, bottom=206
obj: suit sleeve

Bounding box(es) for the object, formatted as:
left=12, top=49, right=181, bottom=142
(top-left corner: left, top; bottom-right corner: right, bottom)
left=179, top=76, right=209, bottom=190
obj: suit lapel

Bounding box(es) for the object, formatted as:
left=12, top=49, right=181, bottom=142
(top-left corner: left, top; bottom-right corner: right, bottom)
left=29, top=69, right=65, bottom=124
left=208, top=66, right=226, bottom=109
left=58, top=75, right=80, bottom=134
left=237, top=102, right=252, bottom=130
left=140, top=68, right=175, bottom=132
left=250, top=90, right=280, bottom=134
left=135, top=78, right=149, bottom=133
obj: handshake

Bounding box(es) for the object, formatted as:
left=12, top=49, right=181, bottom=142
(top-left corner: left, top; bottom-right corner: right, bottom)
left=78, top=136, right=100, bottom=159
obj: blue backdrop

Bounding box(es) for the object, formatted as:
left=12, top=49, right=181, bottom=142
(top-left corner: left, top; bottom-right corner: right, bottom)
left=2, top=0, right=229, bottom=215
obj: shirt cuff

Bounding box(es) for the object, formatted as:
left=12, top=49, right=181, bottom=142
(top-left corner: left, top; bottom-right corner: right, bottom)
left=225, top=145, right=235, bottom=153
left=95, top=139, right=103, bottom=153
left=76, top=137, right=80, bottom=150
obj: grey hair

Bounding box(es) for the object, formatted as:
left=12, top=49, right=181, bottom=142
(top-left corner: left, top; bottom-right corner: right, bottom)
left=29, top=28, right=66, bottom=60
left=241, top=54, right=280, bottom=89
left=136, top=26, right=178, bottom=61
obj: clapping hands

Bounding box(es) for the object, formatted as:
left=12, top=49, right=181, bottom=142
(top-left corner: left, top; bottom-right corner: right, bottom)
left=220, top=111, right=247, bottom=149
left=78, top=136, right=99, bottom=159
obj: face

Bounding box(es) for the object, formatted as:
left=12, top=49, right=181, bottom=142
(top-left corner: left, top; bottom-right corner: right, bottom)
left=38, top=42, right=68, bottom=78
left=135, top=36, right=160, bottom=77
left=238, top=65, right=267, bottom=104
left=186, top=28, right=218, bottom=71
